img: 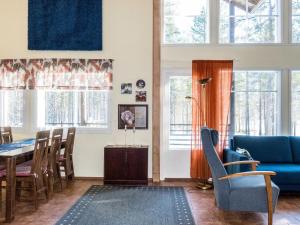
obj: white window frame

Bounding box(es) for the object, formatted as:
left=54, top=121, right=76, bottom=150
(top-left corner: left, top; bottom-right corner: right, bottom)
left=162, top=0, right=287, bottom=46
left=288, top=69, right=300, bottom=135
left=230, top=69, right=282, bottom=136
left=32, top=90, right=112, bottom=134
left=162, top=0, right=211, bottom=45
left=289, top=0, right=300, bottom=44
left=0, top=90, right=30, bottom=133
left=218, top=0, right=282, bottom=44
left=162, top=68, right=192, bottom=151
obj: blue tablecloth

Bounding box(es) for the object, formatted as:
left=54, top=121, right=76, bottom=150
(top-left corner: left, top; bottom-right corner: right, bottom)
left=0, top=139, right=35, bottom=153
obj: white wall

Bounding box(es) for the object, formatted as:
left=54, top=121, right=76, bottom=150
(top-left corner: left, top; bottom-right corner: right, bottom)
left=0, top=0, right=153, bottom=178
left=160, top=0, right=300, bottom=179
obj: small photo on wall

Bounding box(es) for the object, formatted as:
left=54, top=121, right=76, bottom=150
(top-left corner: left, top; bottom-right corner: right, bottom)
left=136, top=79, right=146, bottom=89
left=121, top=83, right=132, bottom=94
left=136, top=91, right=147, bottom=102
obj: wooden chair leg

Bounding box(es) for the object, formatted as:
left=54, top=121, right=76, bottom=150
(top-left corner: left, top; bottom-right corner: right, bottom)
left=56, top=164, right=63, bottom=191
left=16, top=181, right=21, bottom=201
left=32, top=178, right=38, bottom=210
left=64, top=165, right=69, bottom=185
left=0, top=179, right=2, bottom=210
left=264, top=175, right=273, bottom=225
left=43, top=174, right=49, bottom=201
left=70, top=157, right=75, bottom=179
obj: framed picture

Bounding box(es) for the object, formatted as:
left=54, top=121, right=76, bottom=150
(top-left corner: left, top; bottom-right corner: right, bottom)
left=136, top=91, right=146, bottom=102
left=118, top=104, right=148, bottom=129
left=121, top=83, right=132, bottom=94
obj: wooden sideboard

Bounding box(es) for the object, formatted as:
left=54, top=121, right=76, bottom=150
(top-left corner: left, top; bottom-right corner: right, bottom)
left=104, top=145, right=148, bottom=185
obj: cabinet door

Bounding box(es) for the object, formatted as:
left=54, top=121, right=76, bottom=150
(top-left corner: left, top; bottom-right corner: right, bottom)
left=126, top=149, right=148, bottom=182
left=104, top=148, right=126, bottom=181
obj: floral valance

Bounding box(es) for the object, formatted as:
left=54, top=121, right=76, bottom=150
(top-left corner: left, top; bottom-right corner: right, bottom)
left=0, top=59, right=113, bottom=90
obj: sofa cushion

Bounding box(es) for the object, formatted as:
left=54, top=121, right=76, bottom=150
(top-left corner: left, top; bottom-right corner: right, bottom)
left=257, top=164, right=300, bottom=185
left=233, top=136, right=293, bottom=163
left=289, top=137, right=300, bottom=163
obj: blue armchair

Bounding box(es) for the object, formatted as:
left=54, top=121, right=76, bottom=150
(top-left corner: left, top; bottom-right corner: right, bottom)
left=201, top=127, right=280, bottom=225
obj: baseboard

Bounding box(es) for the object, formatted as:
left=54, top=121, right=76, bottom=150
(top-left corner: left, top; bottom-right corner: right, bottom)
left=164, top=178, right=197, bottom=182
left=74, top=177, right=103, bottom=181
left=74, top=177, right=154, bottom=183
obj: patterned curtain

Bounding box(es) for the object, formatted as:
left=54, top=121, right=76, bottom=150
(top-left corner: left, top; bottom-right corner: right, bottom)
left=0, top=59, right=113, bottom=90
left=190, top=60, right=233, bottom=180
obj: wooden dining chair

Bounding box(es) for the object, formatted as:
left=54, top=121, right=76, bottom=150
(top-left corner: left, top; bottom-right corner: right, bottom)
left=59, top=127, right=76, bottom=184
left=48, top=128, right=63, bottom=194
left=2, top=127, right=13, bottom=144
left=0, top=130, right=51, bottom=210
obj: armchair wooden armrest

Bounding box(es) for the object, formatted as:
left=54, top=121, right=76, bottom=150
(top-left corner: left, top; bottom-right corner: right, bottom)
left=218, top=171, right=276, bottom=181
left=218, top=170, right=277, bottom=225
left=223, top=160, right=260, bottom=171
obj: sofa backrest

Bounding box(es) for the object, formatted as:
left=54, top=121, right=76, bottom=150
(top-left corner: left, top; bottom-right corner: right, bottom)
left=289, top=137, right=300, bottom=163
left=233, top=136, right=293, bottom=163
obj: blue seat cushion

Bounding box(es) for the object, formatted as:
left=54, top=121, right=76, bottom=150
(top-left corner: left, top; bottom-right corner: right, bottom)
left=257, top=164, right=300, bottom=185
left=289, top=137, right=300, bottom=163
left=233, top=136, right=293, bottom=163
left=229, top=175, right=280, bottom=212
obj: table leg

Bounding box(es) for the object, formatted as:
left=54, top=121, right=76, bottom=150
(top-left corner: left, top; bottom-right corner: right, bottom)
left=5, top=157, right=16, bottom=223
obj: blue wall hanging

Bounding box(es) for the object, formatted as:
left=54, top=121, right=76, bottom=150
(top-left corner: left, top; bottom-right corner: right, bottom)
left=28, top=0, right=102, bottom=51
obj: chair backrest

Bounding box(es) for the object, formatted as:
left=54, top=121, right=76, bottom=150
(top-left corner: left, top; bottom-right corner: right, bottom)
left=201, top=127, right=230, bottom=208
left=50, top=128, right=63, bottom=168
left=0, top=129, right=2, bottom=145
left=31, top=130, right=50, bottom=177
left=2, top=127, right=13, bottom=144
left=64, top=127, right=76, bottom=158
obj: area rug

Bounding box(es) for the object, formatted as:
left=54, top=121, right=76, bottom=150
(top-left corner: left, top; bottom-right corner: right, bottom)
left=55, top=185, right=195, bottom=225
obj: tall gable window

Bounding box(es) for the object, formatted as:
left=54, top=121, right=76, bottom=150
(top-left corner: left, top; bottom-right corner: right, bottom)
left=163, top=0, right=209, bottom=44
left=219, top=0, right=281, bottom=43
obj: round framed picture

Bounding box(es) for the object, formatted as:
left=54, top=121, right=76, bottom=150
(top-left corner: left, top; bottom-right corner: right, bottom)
left=136, top=79, right=146, bottom=89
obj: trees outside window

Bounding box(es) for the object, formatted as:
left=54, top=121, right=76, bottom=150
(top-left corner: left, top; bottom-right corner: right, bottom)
left=0, top=90, right=24, bottom=127
left=291, top=71, right=300, bottom=135
left=292, top=0, right=300, bottom=43
left=230, top=71, right=280, bottom=136
left=38, top=90, right=110, bottom=129
left=163, top=0, right=209, bottom=44
left=219, top=0, right=281, bottom=43
left=169, top=76, right=192, bottom=150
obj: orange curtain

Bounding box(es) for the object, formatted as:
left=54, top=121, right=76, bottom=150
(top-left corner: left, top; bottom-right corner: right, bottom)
left=190, top=60, right=233, bottom=180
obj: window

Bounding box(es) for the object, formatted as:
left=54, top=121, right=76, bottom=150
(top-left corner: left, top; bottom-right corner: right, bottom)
left=169, top=75, right=192, bottom=150
left=292, top=0, right=300, bottom=43
left=0, top=90, right=24, bottom=128
left=37, top=90, right=110, bottom=129
left=231, top=71, right=280, bottom=136
left=163, top=0, right=209, bottom=44
left=291, top=71, right=300, bottom=135
left=219, top=0, right=281, bottom=43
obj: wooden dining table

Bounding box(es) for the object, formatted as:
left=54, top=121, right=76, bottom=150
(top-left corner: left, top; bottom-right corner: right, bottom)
left=0, top=138, right=66, bottom=222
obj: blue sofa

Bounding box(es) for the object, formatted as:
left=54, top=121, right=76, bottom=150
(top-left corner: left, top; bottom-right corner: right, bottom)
left=224, top=135, right=300, bottom=192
